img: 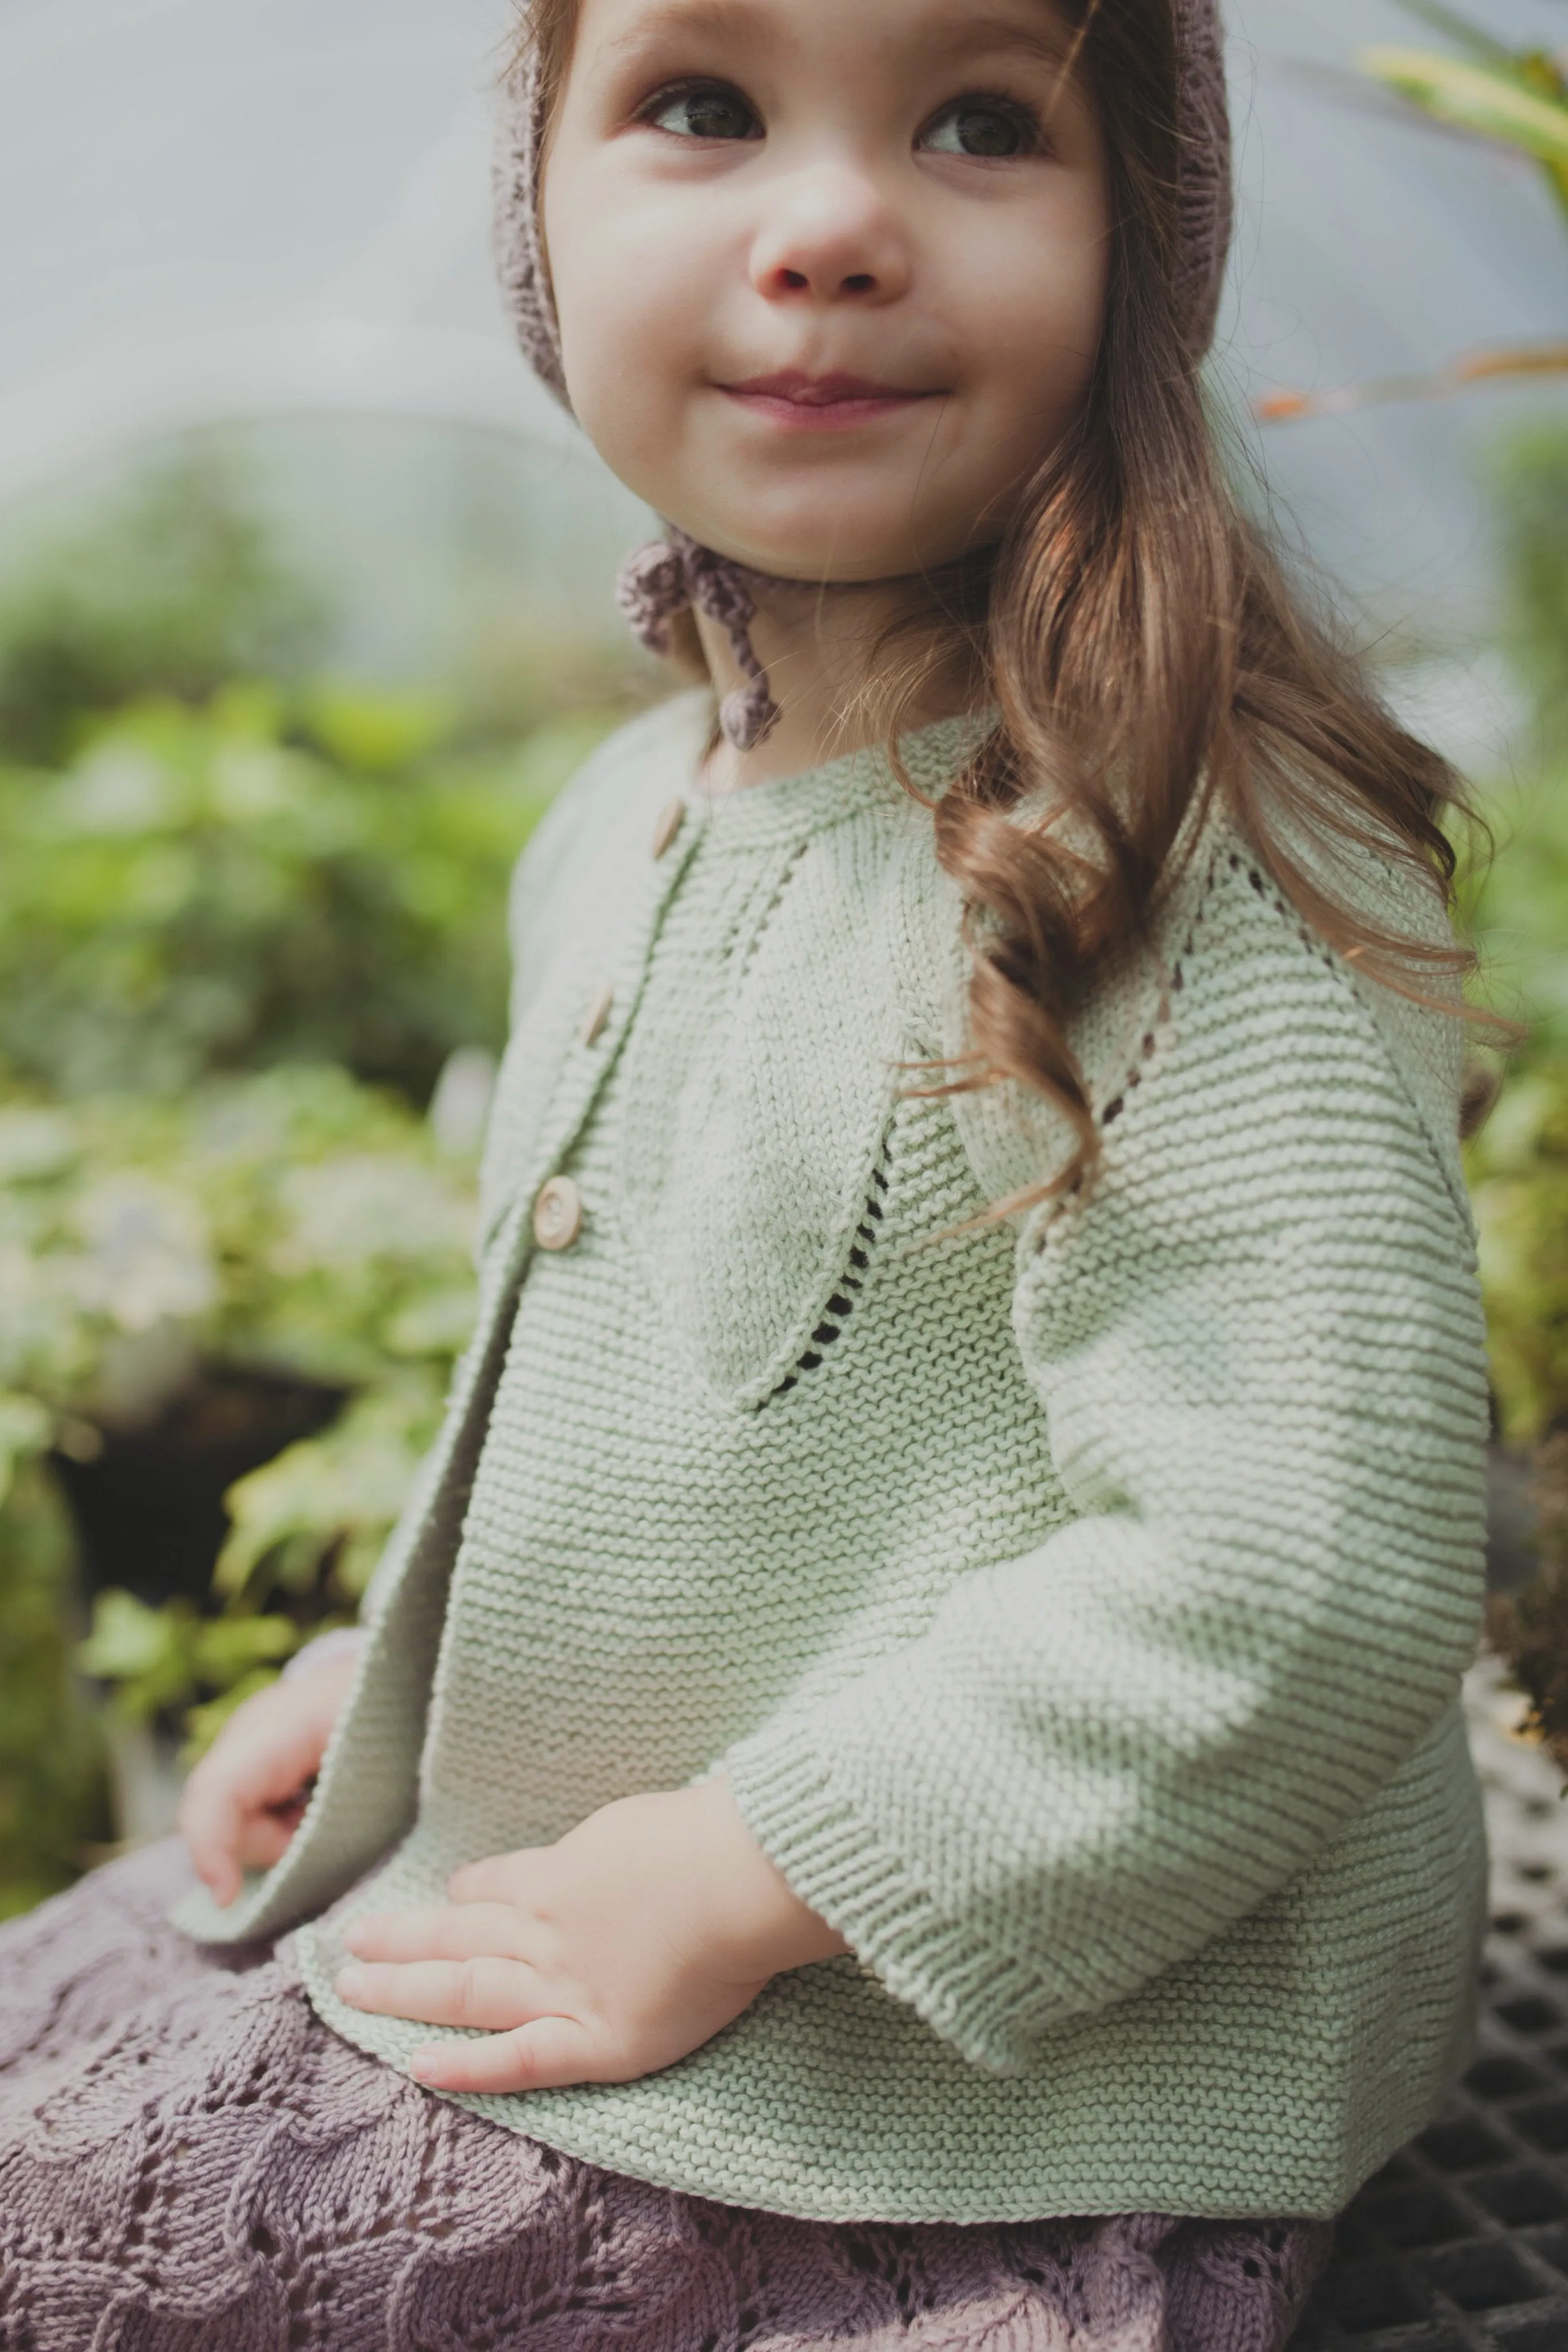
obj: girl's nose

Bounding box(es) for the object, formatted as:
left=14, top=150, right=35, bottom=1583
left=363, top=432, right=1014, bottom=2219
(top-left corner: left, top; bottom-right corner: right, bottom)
left=749, top=170, right=911, bottom=306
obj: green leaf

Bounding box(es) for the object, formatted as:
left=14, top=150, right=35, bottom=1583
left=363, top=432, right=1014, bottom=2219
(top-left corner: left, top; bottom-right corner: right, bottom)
left=190, top=1611, right=299, bottom=1684
left=302, top=684, right=452, bottom=775
left=1466, top=1054, right=1568, bottom=1445
left=1361, top=48, right=1568, bottom=169
left=76, top=1589, right=198, bottom=1722
left=214, top=1380, right=440, bottom=1604
left=0, top=1392, right=51, bottom=1510
left=1390, top=0, right=1515, bottom=67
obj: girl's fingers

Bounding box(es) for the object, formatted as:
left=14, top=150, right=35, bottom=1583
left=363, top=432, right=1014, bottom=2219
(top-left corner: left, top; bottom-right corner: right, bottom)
left=236, top=1812, right=299, bottom=1873
left=343, top=1904, right=525, bottom=1964
left=182, top=1770, right=308, bottom=1901
left=177, top=1677, right=352, bottom=1907
left=334, top=1953, right=537, bottom=2031
left=177, top=1775, right=245, bottom=1906
left=409, top=2014, right=597, bottom=2095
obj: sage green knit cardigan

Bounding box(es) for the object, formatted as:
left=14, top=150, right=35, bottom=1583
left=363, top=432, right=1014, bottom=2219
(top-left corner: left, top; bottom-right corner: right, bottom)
left=177, top=693, right=1490, bottom=2226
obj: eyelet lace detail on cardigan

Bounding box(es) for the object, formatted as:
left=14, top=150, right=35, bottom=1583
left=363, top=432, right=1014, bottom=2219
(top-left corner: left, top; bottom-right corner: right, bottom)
left=764, top=1151, right=891, bottom=1403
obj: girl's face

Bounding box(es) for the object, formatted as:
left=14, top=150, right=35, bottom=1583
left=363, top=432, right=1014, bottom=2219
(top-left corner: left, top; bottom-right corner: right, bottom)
left=541, top=0, right=1112, bottom=583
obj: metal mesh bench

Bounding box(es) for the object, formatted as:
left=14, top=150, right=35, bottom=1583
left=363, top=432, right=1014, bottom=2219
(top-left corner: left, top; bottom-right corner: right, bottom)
left=1292, top=1663, right=1568, bottom=2351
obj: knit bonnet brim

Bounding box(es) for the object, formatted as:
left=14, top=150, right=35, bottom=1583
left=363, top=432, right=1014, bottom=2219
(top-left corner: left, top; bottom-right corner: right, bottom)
left=493, top=0, right=1233, bottom=746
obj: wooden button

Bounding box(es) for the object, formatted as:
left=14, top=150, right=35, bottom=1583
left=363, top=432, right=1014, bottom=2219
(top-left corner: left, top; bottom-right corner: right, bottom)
left=651, top=796, right=686, bottom=860
left=532, top=1175, right=583, bottom=1252
left=580, top=981, right=614, bottom=1047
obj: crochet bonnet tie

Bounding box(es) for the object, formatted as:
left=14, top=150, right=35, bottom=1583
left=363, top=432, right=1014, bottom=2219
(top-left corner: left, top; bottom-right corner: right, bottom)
left=494, top=1, right=1234, bottom=749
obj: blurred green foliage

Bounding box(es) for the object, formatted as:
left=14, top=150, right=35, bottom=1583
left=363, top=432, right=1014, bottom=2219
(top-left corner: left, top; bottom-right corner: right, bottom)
left=1493, top=424, right=1568, bottom=752
left=1364, top=5, right=1568, bottom=225
left=1283, top=0, right=1568, bottom=1736
left=1466, top=1066, right=1568, bottom=1446
left=0, top=1066, right=479, bottom=1774
left=1365, top=11, right=1568, bottom=1587
left=0, top=447, right=640, bottom=1910
left=1464, top=771, right=1568, bottom=1059
left=1461, top=405, right=1568, bottom=1769
left=76, top=1592, right=301, bottom=1763
left=0, top=683, right=601, bottom=1105
left=0, top=1066, right=477, bottom=1414
left=0, top=1456, right=112, bottom=1920
left=1475, top=1050, right=1568, bottom=1769
left=0, top=452, right=324, bottom=768
left=1460, top=423, right=1568, bottom=1060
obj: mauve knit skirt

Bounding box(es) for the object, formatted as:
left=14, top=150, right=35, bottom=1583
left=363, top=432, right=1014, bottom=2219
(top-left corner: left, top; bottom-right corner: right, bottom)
left=0, top=1842, right=1331, bottom=2351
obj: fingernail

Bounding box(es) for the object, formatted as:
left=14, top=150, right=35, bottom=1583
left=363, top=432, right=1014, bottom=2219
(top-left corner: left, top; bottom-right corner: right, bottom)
left=409, top=2047, right=440, bottom=2082
left=336, top=1965, right=367, bottom=2001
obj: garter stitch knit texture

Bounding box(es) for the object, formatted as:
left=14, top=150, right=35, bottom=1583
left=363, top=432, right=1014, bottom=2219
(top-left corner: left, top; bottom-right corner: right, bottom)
left=176, top=695, right=1490, bottom=2225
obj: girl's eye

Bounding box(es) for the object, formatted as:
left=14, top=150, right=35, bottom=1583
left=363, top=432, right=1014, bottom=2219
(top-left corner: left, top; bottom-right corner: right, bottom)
left=644, top=82, right=761, bottom=142
left=919, top=99, right=1041, bottom=160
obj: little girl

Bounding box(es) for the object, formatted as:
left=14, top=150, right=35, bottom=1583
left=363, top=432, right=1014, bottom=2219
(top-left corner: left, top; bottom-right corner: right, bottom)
left=0, top=0, right=1491, bottom=2344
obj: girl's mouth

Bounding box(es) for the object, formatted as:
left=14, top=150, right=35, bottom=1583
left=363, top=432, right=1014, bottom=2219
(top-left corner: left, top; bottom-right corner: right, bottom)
left=719, top=370, right=942, bottom=432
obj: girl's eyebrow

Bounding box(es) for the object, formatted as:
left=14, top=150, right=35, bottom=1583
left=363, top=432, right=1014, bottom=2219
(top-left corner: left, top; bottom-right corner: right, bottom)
left=602, top=0, right=1081, bottom=74
left=923, top=13, right=1083, bottom=73
left=601, top=0, right=783, bottom=60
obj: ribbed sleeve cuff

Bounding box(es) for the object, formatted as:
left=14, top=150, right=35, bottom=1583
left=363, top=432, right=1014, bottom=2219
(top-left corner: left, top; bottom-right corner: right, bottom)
left=723, top=1722, right=1054, bottom=2078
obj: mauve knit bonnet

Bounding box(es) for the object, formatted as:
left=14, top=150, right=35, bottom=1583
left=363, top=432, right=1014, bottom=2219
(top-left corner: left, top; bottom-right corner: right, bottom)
left=494, top=0, right=1233, bottom=748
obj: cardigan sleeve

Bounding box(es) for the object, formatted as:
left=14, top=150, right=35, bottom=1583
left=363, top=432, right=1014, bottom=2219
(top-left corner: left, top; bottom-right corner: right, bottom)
left=722, top=851, right=1490, bottom=2076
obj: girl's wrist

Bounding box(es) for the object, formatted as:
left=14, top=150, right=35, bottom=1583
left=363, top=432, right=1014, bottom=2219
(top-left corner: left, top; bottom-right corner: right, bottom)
left=688, top=1774, right=850, bottom=1980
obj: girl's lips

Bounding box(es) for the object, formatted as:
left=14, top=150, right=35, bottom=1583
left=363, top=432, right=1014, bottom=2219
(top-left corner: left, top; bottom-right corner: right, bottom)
left=719, top=370, right=942, bottom=433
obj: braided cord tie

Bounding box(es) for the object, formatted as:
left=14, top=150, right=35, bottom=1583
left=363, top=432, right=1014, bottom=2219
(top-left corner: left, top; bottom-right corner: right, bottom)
left=616, top=527, right=783, bottom=751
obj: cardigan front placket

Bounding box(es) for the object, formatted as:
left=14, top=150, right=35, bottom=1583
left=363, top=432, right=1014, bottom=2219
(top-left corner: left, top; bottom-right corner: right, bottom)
left=172, top=786, right=711, bottom=1951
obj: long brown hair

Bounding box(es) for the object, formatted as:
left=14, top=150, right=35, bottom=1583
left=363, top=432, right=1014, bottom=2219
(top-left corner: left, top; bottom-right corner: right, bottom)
left=516, top=0, right=1491, bottom=1193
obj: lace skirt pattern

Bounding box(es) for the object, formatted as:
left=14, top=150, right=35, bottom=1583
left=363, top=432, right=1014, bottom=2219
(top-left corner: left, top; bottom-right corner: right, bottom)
left=0, top=1844, right=1330, bottom=2352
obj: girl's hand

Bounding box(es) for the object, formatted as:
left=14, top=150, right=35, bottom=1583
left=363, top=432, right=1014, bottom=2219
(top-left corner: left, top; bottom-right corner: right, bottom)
left=335, top=1777, right=849, bottom=2093
left=177, top=1650, right=361, bottom=1906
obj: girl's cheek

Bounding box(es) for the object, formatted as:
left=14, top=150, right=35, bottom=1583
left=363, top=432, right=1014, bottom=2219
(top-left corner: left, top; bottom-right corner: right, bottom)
left=546, top=133, right=1110, bottom=571
left=559, top=288, right=698, bottom=495
left=553, top=200, right=730, bottom=493
left=958, top=215, right=1107, bottom=452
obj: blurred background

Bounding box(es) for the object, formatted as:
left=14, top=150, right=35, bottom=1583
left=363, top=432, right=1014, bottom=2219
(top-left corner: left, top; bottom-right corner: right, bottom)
left=2, top=0, right=1568, bottom=1913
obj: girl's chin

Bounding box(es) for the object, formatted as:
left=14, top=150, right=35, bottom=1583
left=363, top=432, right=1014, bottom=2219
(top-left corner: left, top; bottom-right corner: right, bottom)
left=671, top=515, right=957, bottom=587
